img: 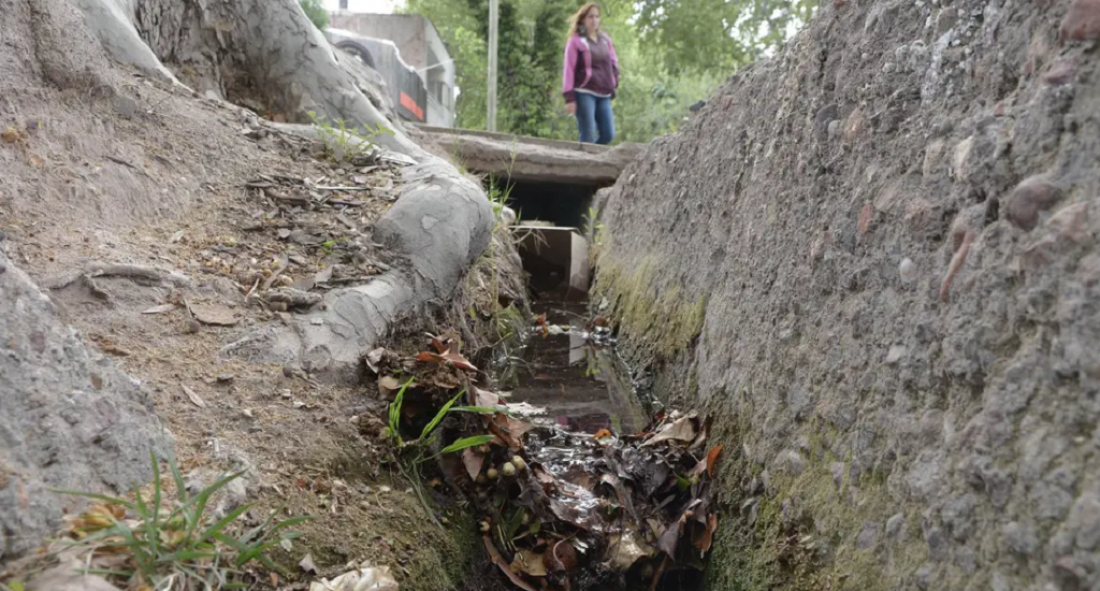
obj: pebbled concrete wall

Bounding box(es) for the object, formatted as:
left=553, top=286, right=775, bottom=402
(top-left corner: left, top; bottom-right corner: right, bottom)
left=593, top=0, right=1100, bottom=589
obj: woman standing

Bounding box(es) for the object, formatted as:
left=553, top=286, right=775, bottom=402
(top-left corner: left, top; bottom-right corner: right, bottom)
left=562, top=3, right=619, bottom=144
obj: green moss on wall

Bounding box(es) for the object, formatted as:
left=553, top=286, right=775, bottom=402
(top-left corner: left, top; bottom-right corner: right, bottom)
left=592, top=255, right=706, bottom=361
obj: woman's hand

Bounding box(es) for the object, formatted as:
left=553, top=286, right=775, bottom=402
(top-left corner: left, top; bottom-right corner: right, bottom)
left=565, top=102, right=576, bottom=116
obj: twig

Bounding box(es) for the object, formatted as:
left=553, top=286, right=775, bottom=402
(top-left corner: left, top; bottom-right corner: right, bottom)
left=649, top=555, right=669, bottom=591
left=939, top=230, right=973, bottom=303
left=244, top=277, right=261, bottom=299
left=312, top=186, right=373, bottom=191
left=106, top=155, right=139, bottom=170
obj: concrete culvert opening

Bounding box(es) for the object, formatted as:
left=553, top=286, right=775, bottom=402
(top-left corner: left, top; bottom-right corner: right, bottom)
left=489, top=177, right=597, bottom=301
left=502, top=179, right=597, bottom=230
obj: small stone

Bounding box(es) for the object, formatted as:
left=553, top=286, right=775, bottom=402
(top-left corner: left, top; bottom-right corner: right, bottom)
left=952, top=136, right=973, bottom=182
left=1053, top=556, right=1086, bottom=591
left=955, top=545, right=977, bottom=574
left=886, top=513, right=906, bottom=542
left=914, top=564, right=933, bottom=590
left=885, top=345, right=907, bottom=365
left=857, top=521, right=880, bottom=549
left=111, top=95, right=138, bottom=119
left=1069, top=493, right=1100, bottom=550
left=1002, top=521, right=1038, bottom=556
left=778, top=450, right=805, bottom=476
left=899, top=257, right=916, bottom=282
left=935, top=6, right=958, bottom=34
left=843, top=108, right=866, bottom=142
left=1043, top=58, right=1077, bottom=85
left=1005, top=176, right=1063, bottom=230
left=905, top=198, right=934, bottom=234
left=941, top=495, right=975, bottom=541
left=831, top=462, right=846, bottom=489
left=242, top=408, right=254, bottom=419
left=858, top=203, right=874, bottom=235
left=882, top=61, right=897, bottom=73
left=1060, top=0, right=1100, bottom=41
left=1045, top=202, right=1091, bottom=244
left=184, top=319, right=201, bottom=334
left=924, top=526, right=948, bottom=561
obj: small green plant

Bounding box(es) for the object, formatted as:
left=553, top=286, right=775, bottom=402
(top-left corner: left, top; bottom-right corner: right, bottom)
left=386, top=378, right=494, bottom=526
left=307, top=111, right=392, bottom=163
left=52, top=452, right=309, bottom=590
left=320, top=236, right=348, bottom=254
left=485, top=172, right=515, bottom=219
left=387, top=378, right=493, bottom=460
left=582, top=205, right=607, bottom=265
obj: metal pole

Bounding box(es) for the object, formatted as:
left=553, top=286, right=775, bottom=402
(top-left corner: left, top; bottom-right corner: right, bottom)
left=487, top=0, right=499, bottom=131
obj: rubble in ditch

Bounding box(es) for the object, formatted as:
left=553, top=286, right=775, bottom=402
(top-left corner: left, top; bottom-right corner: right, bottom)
left=376, top=330, right=721, bottom=591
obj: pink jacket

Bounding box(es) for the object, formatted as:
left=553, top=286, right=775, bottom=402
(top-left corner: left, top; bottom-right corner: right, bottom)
left=562, top=32, right=619, bottom=103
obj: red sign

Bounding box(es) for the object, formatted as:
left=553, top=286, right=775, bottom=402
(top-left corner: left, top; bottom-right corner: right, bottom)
left=399, top=91, right=424, bottom=121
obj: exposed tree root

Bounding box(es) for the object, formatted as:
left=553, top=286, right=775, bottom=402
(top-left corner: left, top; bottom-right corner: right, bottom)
left=43, top=262, right=192, bottom=291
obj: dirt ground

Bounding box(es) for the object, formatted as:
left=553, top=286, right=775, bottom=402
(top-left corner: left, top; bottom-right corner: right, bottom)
left=1, top=52, right=485, bottom=588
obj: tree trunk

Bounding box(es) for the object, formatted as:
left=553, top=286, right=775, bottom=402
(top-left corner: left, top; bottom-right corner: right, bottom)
left=67, top=0, right=421, bottom=155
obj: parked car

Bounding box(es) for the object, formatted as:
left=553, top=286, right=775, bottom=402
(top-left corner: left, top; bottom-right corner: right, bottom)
left=325, top=28, right=429, bottom=125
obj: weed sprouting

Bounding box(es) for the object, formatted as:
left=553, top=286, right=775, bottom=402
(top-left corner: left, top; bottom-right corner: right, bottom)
left=51, top=452, right=308, bottom=590
left=386, top=378, right=494, bottom=527
left=307, top=111, right=391, bottom=163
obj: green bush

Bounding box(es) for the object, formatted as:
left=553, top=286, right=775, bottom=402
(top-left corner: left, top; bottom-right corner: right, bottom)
left=300, top=0, right=329, bottom=30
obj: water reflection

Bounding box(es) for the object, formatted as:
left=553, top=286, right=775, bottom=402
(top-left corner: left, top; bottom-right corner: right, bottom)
left=497, top=301, right=647, bottom=435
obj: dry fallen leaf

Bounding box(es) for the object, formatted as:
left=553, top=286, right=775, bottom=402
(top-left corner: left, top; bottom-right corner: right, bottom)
left=706, top=445, right=724, bottom=478
left=378, top=375, right=402, bottom=399
left=417, top=348, right=478, bottom=372
left=181, top=385, right=205, bottom=408
left=692, top=513, right=719, bottom=555
left=365, top=347, right=385, bottom=373
left=484, top=535, right=538, bottom=591
left=510, top=549, right=548, bottom=577
left=462, top=448, right=485, bottom=480
left=641, top=416, right=696, bottom=447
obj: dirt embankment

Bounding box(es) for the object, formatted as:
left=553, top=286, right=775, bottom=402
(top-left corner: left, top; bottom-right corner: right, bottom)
left=594, top=0, right=1100, bottom=589
left=0, top=0, right=515, bottom=586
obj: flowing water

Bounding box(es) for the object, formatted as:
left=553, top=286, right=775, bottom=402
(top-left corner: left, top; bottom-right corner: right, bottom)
left=493, top=301, right=650, bottom=436
left=478, top=299, right=707, bottom=591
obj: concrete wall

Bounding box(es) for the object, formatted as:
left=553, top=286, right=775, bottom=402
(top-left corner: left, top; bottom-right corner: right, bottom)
left=593, top=0, right=1100, bottom=589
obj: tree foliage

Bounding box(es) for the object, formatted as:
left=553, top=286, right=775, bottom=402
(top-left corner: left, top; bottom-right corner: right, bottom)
left=404, top=0, right=815, bottom=143
left=300, top=0, right=329, bottom=30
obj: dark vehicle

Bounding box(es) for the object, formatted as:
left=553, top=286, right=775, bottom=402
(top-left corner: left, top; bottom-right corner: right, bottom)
left=326, top=29, right=429, bottom=124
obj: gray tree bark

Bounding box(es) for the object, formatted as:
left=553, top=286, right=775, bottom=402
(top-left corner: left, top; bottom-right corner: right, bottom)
left=68, top=0, right=423, bottom=155
left=35, top=0, right=496, bottom=376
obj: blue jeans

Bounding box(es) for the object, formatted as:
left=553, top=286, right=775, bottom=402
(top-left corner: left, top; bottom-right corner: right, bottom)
left=574, top=93, right=615, bottom=144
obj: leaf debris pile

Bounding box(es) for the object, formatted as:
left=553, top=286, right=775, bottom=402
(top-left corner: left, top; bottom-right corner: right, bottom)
left=372, top=333, right=721, bottom=591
